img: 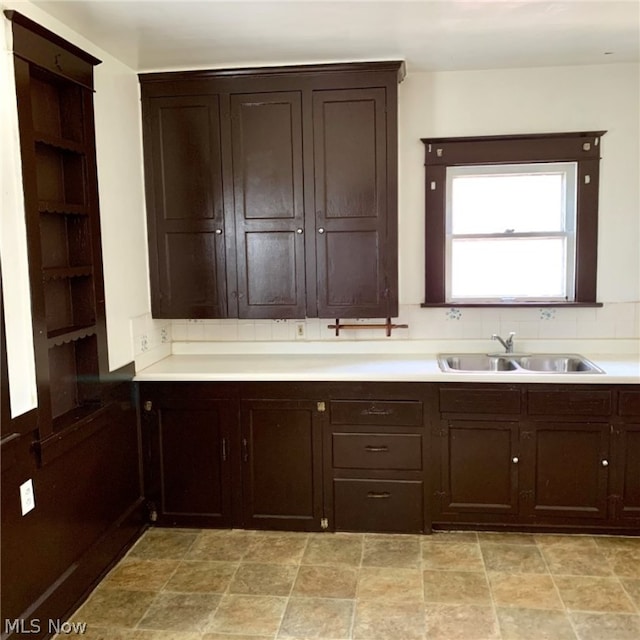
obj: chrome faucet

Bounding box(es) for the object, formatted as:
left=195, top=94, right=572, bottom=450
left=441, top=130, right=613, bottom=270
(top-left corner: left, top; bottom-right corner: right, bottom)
left=492, top=331, right=516, bottom=354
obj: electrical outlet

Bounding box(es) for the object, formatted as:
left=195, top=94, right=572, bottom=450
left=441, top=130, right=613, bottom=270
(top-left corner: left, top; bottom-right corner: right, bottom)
left=295, top=322, right=305, bottom=339
left=20, top=479, right=35, bottom=515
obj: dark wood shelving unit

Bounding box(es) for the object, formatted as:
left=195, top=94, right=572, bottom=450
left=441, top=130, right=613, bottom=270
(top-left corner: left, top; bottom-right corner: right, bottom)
left=6, top=10, right=108, bottom=443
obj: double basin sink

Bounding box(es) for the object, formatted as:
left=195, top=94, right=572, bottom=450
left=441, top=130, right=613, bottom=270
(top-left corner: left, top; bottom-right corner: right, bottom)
left=438, top=353, right=604, bottom=374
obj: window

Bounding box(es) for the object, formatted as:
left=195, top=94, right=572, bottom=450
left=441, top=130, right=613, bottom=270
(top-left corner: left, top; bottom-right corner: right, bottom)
left=422, top=132, right=605, bottom=306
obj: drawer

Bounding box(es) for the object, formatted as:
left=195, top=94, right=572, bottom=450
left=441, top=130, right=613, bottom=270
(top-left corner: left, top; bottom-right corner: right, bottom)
left=333, top=479, right=424, bottom=533
left=528, top=390, right=611, bottom=416
left=330, top=400, right=422, bottom=426
left=619, top=390, right=640, bottom=416
left=332, top=433, right=422, bottom=470
left=440, top=387, right=520, bottom=414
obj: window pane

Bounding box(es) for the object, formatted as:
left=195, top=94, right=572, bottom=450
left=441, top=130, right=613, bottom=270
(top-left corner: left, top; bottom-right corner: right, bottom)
left=450, top=238, right=567, bottom=299
left=451, top=169, right=568, bottom=234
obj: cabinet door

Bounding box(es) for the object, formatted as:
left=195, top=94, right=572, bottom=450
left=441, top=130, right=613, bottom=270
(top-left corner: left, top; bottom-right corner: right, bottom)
left=520, top=422, right=609, bottom=521
left=312, top=88, right=396, bottom=318
left=241, top=399, right=323, bottom=530
left=231, top=92, right=306, bottom=318
left=143, top=96, right=228, bottom=318
left=146, top=397, right=233, bottom=527
left=612, top=423, right=640, bottom=522
left=436, top=420, right=519, bottom=519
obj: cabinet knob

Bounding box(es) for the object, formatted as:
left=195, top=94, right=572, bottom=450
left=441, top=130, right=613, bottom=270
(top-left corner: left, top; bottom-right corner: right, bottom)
left=601, top=459, right=609, bottom=467
left=296, top=228, right=303, bottom=234
left=512, top=456, right=519, bottom=464
left=215, top=229, right=223, bottom=235
left=318, top=228, right=325, bottom=234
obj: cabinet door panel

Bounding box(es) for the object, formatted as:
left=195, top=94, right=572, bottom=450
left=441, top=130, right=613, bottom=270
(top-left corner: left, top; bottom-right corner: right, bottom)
left=521, top=422, right=609, bottom=520
left=241, top=400, right=323, bottom=530
left=439, top=420, right=519, bottom=516
left=613, top=424, right=640, bottom=521
left=232, top=92, right=305, bottom=318
left=313, top=88, right=393, bottom=317
left=153, top=401, right=232, bottom=527
left=145, top=96, right=227, bottom=317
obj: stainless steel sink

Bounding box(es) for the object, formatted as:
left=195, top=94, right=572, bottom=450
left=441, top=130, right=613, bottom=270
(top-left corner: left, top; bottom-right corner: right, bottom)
left=438, top=353, right=604, bottom=374
left=440, top=354, right=517, bottom=372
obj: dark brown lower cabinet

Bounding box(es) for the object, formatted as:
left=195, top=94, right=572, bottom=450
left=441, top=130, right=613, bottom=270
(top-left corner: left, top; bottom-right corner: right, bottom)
left=432, top=384, right=640, bottom=533
left=520, top=421, right=610, bottom=521
left=436, top=420, right=519, bottom=519
left=240, top=399, right=324, bottom=531
left=142, top=386, right=235, bottom=527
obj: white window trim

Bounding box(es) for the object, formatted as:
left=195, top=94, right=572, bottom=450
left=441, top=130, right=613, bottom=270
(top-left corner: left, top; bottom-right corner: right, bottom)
left=445, top=162, right=577, bottom=304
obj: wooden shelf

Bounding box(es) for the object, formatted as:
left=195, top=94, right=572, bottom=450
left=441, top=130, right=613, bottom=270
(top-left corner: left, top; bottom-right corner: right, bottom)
left=35, top=132, right=85, bottom=154
left=47, top=323, right=96, bottom=346
left=38, top=200, right=87, bottom=216
left=42, top=265, right=93, bottom=280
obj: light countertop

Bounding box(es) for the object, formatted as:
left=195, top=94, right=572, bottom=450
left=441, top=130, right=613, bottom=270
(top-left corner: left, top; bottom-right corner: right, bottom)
left=134, top=349, right=640, bottom=384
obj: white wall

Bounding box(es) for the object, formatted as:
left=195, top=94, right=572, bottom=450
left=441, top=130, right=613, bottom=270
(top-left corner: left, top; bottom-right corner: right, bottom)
left=398, top=63, right=640, bottom=305
left=0, top=0, right=149, bottom=404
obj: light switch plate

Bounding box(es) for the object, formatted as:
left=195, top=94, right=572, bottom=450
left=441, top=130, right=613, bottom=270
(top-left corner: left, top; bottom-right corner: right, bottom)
left=19, top=479, right=35, bottom=515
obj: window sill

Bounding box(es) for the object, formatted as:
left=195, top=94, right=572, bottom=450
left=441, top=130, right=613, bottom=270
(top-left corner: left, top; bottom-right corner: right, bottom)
left=420, top=302, right=603, bottom=308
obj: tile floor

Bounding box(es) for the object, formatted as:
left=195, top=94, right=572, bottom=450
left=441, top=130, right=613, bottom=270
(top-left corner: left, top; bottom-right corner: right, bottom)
left=59, top=528, right=640, bottom=640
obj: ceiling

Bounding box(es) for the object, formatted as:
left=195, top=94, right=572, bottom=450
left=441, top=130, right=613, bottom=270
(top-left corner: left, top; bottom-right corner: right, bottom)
left=32, top=0, right=640, bottom=73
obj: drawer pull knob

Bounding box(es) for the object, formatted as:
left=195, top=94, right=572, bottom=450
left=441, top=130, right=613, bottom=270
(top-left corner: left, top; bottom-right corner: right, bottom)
left=367, top=491, right=391, bottom=499
left=362, top=408, right=393, bottom=416
left=512, top=456, right=519, bottom=464
left=601, top=459, right=609, bottom=467
left=365, top=445, right=389, bottom=452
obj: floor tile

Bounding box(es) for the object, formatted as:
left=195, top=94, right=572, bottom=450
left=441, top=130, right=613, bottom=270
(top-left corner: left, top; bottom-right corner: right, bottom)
left=541, top=545, right=613, bottom=576
left=478, top=532, right=536, bottom=546
left=356, top=567, right=423, bottom=603
left=423, top=570, right=491, bottom=605
left=186, top=530, right=257, bottom=562
left=429, top=531, right=479, bottom=543
left=481, top=543, right=547, bottom=574
left=208, top=595, right=287, bottom=636
left=593, top=536, right=640, bottom=551
left=243, top=534, right=308, bottom=564
left=488, top=572, right=563, bottom=609
left=422, top=541, right=484, bottom=571
left=362, top=534, right=421, bottom=568
left=425, top=603, right=500, bottom=640
left=292, top=565, right=358, bottom=599
left=533, top=534, right=597, bottom=550
left=279, top=597, right=354, bottom=639
left=569, top=612, right=640, bottom=640
left=103, top=559, right=179, bottom=591
left=203, top=634, right=274, bottom=640
left=137, top=592, right=221, bottom=632
left=128, top=529, right=200, bottom=560
left=554, top=575, right=636, bottom=612
left=353, top=600, right=425, bottom=639
left=229, top=563, right=298, bottom=596
left=598, top=548, right=640, bottom=578
left=302, top=534, right=363, bottom=566
left=620, top=578, right=640, bottom=609
left=63, top=630, right=202, bottom=640
left=74, top=589, right=157, bottom=628
left=496, top=606, right=577, bottom=640
left=164, top=561, right=237, bottom=593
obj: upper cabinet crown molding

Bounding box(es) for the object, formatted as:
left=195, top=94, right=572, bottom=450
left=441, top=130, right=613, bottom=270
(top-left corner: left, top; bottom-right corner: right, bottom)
left=140, top=61, right=403, bottom=319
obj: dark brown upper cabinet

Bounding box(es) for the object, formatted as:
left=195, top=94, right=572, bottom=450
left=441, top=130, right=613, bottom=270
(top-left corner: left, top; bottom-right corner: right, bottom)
left=143, top=95, right=228, bottom=318
left=6, top=11, right=115, bottom=452
left=139, top=61, right=404, bottom=319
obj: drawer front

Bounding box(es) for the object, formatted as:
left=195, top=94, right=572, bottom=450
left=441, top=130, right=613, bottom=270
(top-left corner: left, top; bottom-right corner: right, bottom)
left=439, top=388, right=520, bottom=414
left=330, top=400, right=422, bottom=426
left=528, top=390, right=611, bottom=416
left=333, top=479, right=424, bottom=533
left=619, top=391, right=640, bottom=416
left=332, top=433, right=422, bottom=470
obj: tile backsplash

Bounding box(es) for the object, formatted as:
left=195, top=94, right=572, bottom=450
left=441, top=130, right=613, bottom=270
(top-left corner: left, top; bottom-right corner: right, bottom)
left=159, top=302, right=639, bottom=345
